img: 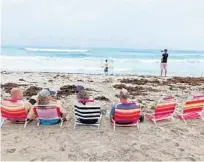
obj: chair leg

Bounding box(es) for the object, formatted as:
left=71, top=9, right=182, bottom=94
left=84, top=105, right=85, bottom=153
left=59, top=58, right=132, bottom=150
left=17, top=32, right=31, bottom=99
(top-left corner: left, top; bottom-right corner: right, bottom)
left=24, top=121, right=28, bottom=128
left=114, top=123, right=116, bottom=131
left=181, top=115, right=186, bottom=124
left=60, top=119, right=63, bottom=127
left=199, top=113, right=204, bottom=120
left=0, top=119, right=5, bottom=128
left=153, top=119, right=157, bottom=126
left=137, top=122, right=140, bottom=130
left=37, top=120, right=40, bottom=126
left=171, top=116, right=175, bottom=122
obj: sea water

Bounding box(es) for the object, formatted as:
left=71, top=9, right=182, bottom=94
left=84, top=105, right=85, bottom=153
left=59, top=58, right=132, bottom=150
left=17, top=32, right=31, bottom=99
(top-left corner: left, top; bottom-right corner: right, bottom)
left=1, top=46, right=204, bottom=76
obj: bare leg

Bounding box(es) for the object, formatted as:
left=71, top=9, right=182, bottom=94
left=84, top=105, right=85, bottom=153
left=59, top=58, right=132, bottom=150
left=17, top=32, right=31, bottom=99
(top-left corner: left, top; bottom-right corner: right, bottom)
left=160, top=69, right=163, bottom=76
left=164, top=64, right=167, bottom=77
left=165, top=69, right=167, bottom=77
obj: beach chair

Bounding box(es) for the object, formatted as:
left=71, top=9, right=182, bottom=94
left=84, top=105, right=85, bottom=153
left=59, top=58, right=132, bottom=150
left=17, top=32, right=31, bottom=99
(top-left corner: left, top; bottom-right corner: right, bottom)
left=192, top=94, right=204, bottom=100
left=145, top=96, right=177, bottom=125
left=33, top=105, right=64, bottom=127
left=177, top=97, right=204, bottom=123
left=0, top=100, right=29, bottom=128
left=111, top=103, right=141, bottom=130
left=74, top=100, right=101, bottom=129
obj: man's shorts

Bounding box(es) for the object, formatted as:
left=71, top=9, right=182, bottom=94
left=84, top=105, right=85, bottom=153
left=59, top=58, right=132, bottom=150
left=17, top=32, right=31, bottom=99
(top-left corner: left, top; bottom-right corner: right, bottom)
left=104, top=67, right=108, bottom=72
left=160, top=63, right=167, bottom=70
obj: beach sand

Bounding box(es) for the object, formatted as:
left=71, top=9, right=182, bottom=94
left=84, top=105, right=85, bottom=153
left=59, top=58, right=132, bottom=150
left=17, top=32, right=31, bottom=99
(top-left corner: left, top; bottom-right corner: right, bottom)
left=1, top=71, right=204, bottom=161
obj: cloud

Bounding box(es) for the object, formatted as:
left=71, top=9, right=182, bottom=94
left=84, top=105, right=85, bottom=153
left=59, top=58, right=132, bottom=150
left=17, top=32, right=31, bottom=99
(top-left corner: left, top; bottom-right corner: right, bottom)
left=2, top=0, right=204, bottom=50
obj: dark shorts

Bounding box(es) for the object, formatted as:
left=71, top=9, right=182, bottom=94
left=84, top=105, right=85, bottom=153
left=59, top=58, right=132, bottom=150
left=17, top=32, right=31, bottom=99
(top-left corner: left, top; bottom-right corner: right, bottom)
left=104, top=67, right=108, bottom=72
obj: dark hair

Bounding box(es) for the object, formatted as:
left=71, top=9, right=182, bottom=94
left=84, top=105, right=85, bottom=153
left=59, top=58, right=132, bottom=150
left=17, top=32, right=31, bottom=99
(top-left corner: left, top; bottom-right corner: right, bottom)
left=105, top=59, right=108, bottom=62
left=164, top=49, right=168, bottom=52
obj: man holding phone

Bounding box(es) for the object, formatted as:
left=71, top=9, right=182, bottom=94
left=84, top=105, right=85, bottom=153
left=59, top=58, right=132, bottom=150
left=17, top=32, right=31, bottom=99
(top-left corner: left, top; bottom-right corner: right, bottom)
left=160, top=49, right=168, bottom=77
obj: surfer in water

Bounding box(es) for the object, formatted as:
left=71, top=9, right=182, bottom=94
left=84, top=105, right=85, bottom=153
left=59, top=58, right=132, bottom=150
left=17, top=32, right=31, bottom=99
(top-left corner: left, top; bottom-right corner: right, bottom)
left=103, top=59, right=109, bottom=75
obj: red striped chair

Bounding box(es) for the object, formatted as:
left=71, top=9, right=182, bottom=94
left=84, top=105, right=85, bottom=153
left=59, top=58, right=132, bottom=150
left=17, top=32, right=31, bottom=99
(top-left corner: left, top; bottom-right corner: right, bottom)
left=192, top=94, right=204, bottom=100
left=112, top=104, right=141, bottom=130
left=177, top=98, right=204, bottom=123
left=145, top=96, right=177, bottom=125
left=33, top=105, right=63, bottom=127
left=1, top=101, right=29, bottom=128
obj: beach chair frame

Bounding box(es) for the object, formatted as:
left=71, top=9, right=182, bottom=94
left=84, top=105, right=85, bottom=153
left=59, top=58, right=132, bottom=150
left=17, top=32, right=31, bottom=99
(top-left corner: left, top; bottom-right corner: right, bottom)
left=177, top=95, right=204, bottom=124
left=74, top=101, right=102, bottom=129
left=144, top=95, right=177, bottom=126
left=33, top=105, right=63, bottom=127
left=111, top=104, right=141, bottom=130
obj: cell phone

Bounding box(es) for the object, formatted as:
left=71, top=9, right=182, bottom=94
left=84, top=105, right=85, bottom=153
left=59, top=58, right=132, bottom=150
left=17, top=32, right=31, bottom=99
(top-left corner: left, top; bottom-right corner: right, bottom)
left=29, top=98, right=36, bottom=105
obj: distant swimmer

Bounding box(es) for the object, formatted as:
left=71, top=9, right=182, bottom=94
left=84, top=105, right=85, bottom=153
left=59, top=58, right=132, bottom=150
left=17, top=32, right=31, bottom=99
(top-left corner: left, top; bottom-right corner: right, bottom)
left=160, top=49, right=168, bottom=77
left=102, top=59, right=109, bottom=75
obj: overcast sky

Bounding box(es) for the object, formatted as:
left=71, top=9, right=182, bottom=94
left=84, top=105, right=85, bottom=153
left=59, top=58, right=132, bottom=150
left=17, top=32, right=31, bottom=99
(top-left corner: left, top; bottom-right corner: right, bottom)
left=2, top=0, right=204, bottom=50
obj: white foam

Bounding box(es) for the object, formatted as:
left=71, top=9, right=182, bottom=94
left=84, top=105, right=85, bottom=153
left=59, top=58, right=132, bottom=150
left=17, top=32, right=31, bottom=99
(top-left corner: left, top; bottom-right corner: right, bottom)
left=24, top=48, right=89, bottom=52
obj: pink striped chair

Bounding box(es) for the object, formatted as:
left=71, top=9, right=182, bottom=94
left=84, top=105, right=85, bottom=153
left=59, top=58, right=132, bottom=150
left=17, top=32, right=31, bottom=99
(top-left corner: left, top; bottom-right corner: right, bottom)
left=33, top=105, right=63, bottom=127
left=1, top=100, right=29, bottom=128
left=111, top=103, right=141, bottom=130
left=177, top=98, right=204, bottom=123
left=145, top=96, right=177, bottom=125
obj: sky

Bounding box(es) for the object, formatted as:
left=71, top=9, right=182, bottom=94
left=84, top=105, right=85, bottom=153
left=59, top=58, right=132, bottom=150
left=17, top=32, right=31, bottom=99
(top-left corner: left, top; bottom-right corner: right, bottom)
left=1, top=0, right=204, bottom=50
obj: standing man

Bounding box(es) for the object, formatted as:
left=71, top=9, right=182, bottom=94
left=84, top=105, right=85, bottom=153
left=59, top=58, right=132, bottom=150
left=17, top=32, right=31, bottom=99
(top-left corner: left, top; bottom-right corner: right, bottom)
left=103, top=59, right=109, bottom=75
left=160, top=49, right=168, bottom=77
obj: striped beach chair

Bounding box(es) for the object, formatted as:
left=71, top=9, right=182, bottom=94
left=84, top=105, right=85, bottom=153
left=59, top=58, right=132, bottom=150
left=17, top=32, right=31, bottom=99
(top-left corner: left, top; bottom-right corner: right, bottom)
left=111, top=103, right=141, bottom=130
left=0, top=100, right=29, bottom=128
left=145, top=96, right=177, bottom=125
left=74, top=100, right=101, bottom=129
left=33, top=105, right=64, bottom=127
left=192, top=94, right=204, bottom=100
left=177, top=98, right=204, bottom=123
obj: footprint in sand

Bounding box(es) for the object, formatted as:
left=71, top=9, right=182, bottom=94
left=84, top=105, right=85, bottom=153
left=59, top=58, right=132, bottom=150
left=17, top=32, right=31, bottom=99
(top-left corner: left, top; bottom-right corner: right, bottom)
left=6, top=148, right=16, bottom=153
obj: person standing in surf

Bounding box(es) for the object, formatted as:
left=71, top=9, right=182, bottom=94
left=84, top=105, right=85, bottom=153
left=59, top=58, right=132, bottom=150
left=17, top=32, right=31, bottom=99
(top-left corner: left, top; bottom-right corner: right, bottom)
left=160, top=49, right=168, bottom=77
left=103, top=59, right=109, bottom=75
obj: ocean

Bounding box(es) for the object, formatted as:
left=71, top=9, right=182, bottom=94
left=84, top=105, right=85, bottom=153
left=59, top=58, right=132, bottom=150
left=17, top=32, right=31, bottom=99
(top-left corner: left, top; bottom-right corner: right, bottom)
left=1, top=46, right=204, bottom=76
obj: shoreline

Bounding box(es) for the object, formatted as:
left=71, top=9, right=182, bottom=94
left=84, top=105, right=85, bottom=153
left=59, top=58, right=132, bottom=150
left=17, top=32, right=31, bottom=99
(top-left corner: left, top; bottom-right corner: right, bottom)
left=2, top=70, right=204, bottom=77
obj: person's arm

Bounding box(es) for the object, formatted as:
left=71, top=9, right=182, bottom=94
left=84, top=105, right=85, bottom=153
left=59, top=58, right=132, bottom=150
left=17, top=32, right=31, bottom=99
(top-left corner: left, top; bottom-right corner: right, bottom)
left=27, top=106, right=36, bottom=120
left=110, top=104, right=116, bottom=120
left=56, top=101, right=67, bottom=118
left=161, top=54, right=164, bottom=61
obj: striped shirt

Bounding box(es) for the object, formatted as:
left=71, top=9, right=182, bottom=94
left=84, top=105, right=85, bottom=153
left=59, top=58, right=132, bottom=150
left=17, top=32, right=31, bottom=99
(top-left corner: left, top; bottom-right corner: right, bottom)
left=110, top=102, right=138, bottom=116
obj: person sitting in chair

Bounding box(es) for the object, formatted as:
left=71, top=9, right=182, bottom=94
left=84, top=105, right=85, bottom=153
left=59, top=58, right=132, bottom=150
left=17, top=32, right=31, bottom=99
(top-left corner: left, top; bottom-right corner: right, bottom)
left=27, top=89, right=67, bottom=122
left=75, top=89, right=99, bottom=124
left=110, top=88, right=144, bottom=122
left=1, top=87, right=33, bottom=114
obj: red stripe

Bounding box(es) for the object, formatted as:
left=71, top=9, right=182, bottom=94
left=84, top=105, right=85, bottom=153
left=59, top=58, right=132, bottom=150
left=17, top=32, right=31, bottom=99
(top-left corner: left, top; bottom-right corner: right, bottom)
left=114, top=109, right=140, bottom=123
left=184, top=107, right=202, bottom=114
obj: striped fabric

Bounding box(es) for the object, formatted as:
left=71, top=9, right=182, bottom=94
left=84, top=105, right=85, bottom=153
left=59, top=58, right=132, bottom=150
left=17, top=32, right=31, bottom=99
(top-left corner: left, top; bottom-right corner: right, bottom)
left=193, top=94, right=204, bottom=100
left=74, top=104, right=101, bottom=120
left=154, top=102, right=177, bottom=119
left=33, top=105, right=63, bottom=126
left=145, top=99, right=177, bottom=124
left=33, top=106, right=61, bottom=119
left=1, top=104, right=27, bottom=121
left=114, top=108, right=140, bottom=124
left=178, top=99, right=204, bottom=120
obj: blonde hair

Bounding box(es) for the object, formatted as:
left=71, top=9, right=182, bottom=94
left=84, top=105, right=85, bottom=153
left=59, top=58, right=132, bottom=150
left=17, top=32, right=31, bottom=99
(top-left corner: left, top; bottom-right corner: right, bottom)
left=37, top=95, right=49, bottom=105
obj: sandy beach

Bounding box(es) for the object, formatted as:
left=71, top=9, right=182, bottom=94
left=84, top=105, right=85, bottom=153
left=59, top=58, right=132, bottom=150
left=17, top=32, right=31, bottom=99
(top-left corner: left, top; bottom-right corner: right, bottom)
left=1, top=71, right=204, bottom=161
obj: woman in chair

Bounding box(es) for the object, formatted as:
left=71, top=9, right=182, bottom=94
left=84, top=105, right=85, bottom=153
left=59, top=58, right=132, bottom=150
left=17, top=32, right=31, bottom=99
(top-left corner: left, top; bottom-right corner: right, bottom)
left=75, top=89, right=98, bottom=124
left=27, top=89, right=67, bottom=124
